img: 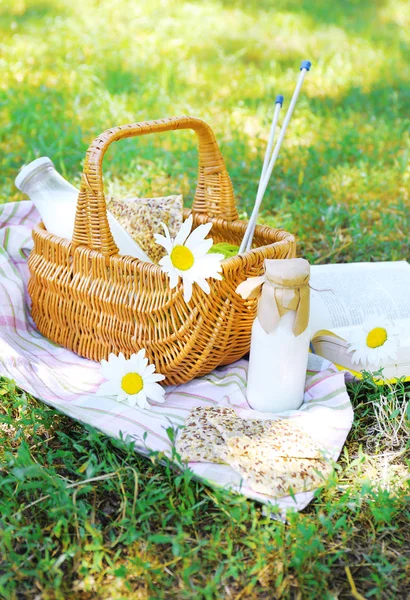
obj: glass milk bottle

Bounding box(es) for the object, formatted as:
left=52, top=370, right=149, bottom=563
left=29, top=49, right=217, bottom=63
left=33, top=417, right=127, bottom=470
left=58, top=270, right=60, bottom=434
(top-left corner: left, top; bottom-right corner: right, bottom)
left=237, top=258, right=311, bottom=413
left=15, top=157, right=152, bottom=262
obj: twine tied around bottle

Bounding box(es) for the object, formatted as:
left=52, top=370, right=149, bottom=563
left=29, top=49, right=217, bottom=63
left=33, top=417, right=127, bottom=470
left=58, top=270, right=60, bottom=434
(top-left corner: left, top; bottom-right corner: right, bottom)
left=236, top=258, right=310, bottom=336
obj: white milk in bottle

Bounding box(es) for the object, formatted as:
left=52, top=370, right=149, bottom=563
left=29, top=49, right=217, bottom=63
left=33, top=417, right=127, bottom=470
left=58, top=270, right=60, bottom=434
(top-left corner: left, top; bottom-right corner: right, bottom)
left=15, top=157, right=152, bottom=262
left=237, top=258, right=311, bottom=413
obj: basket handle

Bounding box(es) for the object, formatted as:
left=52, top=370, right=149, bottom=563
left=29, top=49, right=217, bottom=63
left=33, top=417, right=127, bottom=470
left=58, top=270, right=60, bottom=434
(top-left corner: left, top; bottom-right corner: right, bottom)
left=72, top=116, right=238, bottom=256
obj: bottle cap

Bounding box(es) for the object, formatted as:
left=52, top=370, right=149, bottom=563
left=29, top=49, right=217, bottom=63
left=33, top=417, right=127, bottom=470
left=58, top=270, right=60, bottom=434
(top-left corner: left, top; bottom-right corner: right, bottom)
left=15, top=157, right=54, bottom=192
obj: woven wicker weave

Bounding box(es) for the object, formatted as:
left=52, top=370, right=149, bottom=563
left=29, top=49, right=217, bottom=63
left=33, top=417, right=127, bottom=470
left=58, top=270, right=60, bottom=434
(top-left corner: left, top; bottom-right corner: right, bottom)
left=28, top=116, right=296, bottom=385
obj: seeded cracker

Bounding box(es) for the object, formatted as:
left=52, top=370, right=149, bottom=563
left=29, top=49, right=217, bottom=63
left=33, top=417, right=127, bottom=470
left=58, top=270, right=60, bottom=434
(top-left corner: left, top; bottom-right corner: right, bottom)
left=224, top=448, right=331, bottom=497
left=107, top=194, right=183, bottom=263
left=176, top=406, right=331, bottom=498
left=176, top=406, right=238, bottom=463
left=207, top=412, right=322, bottom=459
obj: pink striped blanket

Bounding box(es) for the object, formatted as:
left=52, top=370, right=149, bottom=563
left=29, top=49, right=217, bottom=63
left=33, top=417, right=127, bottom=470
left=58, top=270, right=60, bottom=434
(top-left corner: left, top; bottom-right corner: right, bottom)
left=0, top=201, right=353, bottom=514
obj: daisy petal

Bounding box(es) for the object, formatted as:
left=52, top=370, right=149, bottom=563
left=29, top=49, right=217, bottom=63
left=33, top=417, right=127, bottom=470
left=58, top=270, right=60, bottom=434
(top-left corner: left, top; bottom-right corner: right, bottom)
left=100, top=361, right=120, bottom=380
left=154, top=233, right=172, bottom=253
left=145, top=382, right=166, bottom=403
left=126, top=395, right=137, bottom=407
left=192, top=237, right=214, bottom=257
left=185, top=222, right=213, bottom=250
left=183, top=278, right=193, bottom=303
left=174, top=215, right=193, bottom=246
left=145, top=372, right=166, bottom=384
left=135, top=391, right=148, bottom=409
left=161, top=222, right=172, bottom=241
left=168, top=268, right=180, bottom=289
left=195, top=253, right=224, bottom=273
left=98, top=381, right=118, bottom=396
left=159, top=254, right=174, bottom=272
left=204, top=252, right=225, bottom=264
left=194, top=277, right=211, bottom=295
left=211, top=271, right=223, bottom=281
left=143, top=363, right=156, bottom=377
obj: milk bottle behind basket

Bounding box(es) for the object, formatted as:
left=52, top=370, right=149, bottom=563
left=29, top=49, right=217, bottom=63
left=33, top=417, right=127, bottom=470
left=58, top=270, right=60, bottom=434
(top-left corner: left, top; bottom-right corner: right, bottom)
left=15, top=157, right=152, bottom=262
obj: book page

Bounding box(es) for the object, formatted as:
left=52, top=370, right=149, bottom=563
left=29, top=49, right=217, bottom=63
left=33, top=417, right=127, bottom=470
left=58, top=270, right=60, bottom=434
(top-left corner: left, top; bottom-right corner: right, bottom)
left=309, top=261, right=410, bottom=334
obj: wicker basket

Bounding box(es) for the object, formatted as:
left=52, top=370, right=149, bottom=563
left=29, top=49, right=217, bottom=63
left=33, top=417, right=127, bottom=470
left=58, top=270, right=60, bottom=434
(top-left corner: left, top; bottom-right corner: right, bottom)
left=28, top=116, right=296, bottom=384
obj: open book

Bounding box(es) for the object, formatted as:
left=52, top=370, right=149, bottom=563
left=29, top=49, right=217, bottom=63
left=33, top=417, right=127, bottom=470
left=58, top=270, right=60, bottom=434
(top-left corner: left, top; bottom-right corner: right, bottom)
left=309, top=261, right=410, bottom=380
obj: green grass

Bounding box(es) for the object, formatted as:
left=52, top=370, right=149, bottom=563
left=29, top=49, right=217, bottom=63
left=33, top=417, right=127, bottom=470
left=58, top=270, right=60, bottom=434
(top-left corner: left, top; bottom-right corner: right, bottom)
left=0, top=0, right=409, bottom=598
left=1, top=0, right=409, bottom=262
left=1, top=376, right=409, bottom=599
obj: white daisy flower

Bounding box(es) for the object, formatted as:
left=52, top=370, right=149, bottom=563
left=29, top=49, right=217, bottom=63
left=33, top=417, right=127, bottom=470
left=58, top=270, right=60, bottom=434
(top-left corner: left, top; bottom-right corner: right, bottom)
left=98, top=351, right=165, bottom=409
left=154, top=214, right=224, bottom=303
left=346, top=315, right=399, bottom=368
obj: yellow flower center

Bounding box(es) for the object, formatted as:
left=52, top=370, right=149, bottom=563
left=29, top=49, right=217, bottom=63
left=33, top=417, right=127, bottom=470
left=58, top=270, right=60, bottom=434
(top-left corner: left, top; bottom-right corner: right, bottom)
left=170, top=245, right=194, bottom=271
left=121, top=372, right=143, bottom=395
left=366, top=327, right=388, bottom=349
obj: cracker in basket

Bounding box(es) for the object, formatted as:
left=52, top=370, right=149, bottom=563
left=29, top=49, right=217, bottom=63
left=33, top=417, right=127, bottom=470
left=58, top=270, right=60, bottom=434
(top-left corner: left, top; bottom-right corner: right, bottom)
left=207, top=412, right=322, bottom=459
left=224, top=448, right=331, bottom=498
left=107, top=194, right=183, bottom=263
left=176, top=406, right=238, bottom=463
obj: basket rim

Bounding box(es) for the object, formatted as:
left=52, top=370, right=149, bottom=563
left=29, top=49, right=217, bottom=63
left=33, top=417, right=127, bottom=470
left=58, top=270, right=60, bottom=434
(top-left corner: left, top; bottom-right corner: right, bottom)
left=31, top=214, right=295, bottom=276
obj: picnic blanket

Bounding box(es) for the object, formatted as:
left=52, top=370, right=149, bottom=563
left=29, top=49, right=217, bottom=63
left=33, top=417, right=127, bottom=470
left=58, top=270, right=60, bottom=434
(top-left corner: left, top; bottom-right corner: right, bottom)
left=0, top=201, right=354, bottom=514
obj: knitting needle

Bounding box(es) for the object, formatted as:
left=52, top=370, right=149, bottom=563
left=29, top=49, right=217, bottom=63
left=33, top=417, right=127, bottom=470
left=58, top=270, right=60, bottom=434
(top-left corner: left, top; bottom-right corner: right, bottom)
left=260, top=95, right=284, bottom=183
left=237, top=95, right=283, bottom=255
left=243, top=60, right=311, bottom=252
left=240, top=60, right=311, bottom=254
